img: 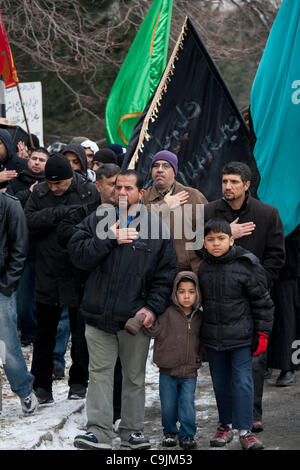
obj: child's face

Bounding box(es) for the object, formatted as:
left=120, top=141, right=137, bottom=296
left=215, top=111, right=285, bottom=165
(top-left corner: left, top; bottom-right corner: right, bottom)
left=176, top=281, right=197, bottom=313
left=204, top=230, right=234, bottom=257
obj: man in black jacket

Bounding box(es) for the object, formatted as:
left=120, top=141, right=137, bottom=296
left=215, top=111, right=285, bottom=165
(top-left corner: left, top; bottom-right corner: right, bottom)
left=24, top=153, right=99, bottom=404
left=6, top=147, right=49, bottom=346
left=0, top=191, right=38, bottom=415
left=69, top=170, right=177, bottom=451
left=204, top=161, right=285, bottom=433
left=6, top=147, right=49, bottom=206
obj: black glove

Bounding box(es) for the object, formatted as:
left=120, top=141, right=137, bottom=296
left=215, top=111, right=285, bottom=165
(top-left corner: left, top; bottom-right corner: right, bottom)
left=53, top=204, right=83, bottom=222
left=63, top=201, right=99, bottom=224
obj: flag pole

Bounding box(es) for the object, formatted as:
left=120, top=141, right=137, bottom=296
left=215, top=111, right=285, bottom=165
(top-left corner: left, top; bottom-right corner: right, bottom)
left=16, top=83, right=34, bottom=147
left=128, top=17, right=188, bottom=169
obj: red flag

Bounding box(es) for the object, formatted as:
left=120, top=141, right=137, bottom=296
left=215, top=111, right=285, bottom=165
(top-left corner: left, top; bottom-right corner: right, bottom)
left=0, top=10, right=19, bottom=88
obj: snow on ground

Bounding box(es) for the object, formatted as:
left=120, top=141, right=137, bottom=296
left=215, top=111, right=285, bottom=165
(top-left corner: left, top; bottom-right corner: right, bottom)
left=0, top=340, right=217, bottom=450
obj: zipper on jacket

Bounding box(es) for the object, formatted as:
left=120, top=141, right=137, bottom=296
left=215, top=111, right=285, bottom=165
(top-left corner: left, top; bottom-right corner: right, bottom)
left=104, top=244, right=123, bottom=331
left=184, top=319, right=192, bottom=376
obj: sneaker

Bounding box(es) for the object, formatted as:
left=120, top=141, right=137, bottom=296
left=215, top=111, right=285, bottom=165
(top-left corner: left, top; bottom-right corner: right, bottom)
left=68, top=384, right=87, bottom=400
left=20, top=391, right=39, bottom=415
left=240, top=431, right=264, bottom=450
left=275, top=370, right=296, bottom=387
left=252, top=420, right=264, bottom=433
left=179, top=437, right=197, bottom=450
left=121, top=432, right=151, bottom=450
left=162, top=433, right=177, bottom=447
left=74, top=432, right=112, bottom=450
left=52, top=365, right=65, bottom=380
left=35, top=387, right=54, bottom=405
left=210, top=425, right=234, bottom=447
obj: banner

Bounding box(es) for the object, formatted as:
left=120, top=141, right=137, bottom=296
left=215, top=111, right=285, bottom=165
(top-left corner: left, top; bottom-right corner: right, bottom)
left=105, top=0, right=173, bottom=147
left=250, top=0, right=300, bottom=236
left=5, top=82, right=44, bottom=145
left=123, top=17, right=257, bottom=203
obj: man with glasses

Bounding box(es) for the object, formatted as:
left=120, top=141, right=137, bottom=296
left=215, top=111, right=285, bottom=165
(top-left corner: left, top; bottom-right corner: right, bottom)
left=143, top=150, right=207, bottom=273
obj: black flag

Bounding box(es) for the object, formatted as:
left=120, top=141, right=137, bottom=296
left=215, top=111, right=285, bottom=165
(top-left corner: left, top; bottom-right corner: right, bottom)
left=122, top=17, right=258, bottom=201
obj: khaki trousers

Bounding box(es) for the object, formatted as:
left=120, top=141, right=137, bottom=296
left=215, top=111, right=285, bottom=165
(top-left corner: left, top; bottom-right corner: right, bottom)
left=85, top=324, right=151, bottom=444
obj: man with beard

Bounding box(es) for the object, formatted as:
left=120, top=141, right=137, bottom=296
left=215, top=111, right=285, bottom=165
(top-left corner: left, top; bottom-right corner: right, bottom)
left=204, top=161, right=285, bottom=434
left=143, top=150, right=207, bottom=274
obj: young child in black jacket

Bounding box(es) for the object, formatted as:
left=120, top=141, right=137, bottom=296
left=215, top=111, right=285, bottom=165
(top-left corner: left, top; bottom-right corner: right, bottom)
left=198, top=219, right=274, bottom=451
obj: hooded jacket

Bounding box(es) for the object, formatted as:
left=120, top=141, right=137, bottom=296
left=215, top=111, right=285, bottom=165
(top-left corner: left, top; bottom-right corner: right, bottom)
left=0, top=129, right=28, bottom=188
left=62, top=144, right=96, bottom=182
left=144, top=271, right=203, bottom=378
left=198, top=245, right=274, bottom=351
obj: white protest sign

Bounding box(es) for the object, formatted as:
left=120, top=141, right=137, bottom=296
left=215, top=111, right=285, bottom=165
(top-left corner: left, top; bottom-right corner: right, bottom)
left=4, top=82, right=44, bottom=146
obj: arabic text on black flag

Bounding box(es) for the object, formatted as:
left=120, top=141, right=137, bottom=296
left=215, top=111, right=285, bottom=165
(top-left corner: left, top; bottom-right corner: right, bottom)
left=123, top=17, right=258, bottom=201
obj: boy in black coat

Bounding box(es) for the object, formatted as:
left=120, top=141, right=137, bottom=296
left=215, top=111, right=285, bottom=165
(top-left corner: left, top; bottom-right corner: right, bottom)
left=198, top=219, right=274, bottom=450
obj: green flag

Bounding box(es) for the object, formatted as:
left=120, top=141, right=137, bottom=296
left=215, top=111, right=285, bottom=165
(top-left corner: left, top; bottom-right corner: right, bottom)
left=105, top=0, right=173, bottom=147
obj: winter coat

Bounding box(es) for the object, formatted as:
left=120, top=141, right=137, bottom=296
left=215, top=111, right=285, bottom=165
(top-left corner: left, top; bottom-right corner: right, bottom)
left=268, top=225, right=300, bottom=370
left=62, top=143, right=96, bottom=182
left=0, top=129, right=28, bottom=189
left=24, top=172, right=99, bottom=307
left=144, top=271, right=203, bottom=378
left=143, top=181, right=207, bottom=274
left=6, top=169, right=45, bottom=207
left=204, top=191, right=285, bottom=287
left=67, top=204, right=178, bottom=333
left=0, top=192, right=28, bottom=297
left=198, top=245, right=274, bottom=351
left=277, top=225, right=300, bottom=280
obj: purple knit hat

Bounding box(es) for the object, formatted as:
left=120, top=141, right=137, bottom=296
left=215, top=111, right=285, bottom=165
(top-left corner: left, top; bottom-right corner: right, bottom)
left=152, top=150, right=178, bottom=175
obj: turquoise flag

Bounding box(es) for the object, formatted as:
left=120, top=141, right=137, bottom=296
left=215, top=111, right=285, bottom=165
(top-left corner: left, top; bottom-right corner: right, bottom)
left=250, top=0, right=300, bottom=236
left=105, top=0, right=173, bottom=147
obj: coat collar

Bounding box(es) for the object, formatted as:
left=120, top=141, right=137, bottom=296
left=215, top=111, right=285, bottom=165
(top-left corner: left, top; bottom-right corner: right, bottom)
left=220, top=190, right=251, bottom=212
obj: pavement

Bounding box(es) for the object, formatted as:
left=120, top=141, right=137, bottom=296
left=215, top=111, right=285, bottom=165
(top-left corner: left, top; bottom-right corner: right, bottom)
left=0, top=343, right=299, bottom=453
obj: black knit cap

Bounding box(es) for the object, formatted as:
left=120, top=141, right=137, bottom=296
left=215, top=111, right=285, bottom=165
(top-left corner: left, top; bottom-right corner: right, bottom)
left=93, top=148, right=118, bottom=165
left=45, top=153, right=73, bottom=181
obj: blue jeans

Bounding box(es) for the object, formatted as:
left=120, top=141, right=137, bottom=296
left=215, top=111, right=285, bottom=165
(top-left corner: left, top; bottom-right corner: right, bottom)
left=207, top=346, right=253, bottom=430
left=0, top=292, right=34, bottom=398
left=53, top=308, right=70, bottom=369
left=159, top=374, right=197, bottom=441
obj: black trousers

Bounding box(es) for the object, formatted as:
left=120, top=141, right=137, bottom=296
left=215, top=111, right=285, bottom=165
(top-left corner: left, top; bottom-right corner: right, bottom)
left=252, top=351, right=267, bottom=421
left=268, top=278, right=300, bottom=371
left=31, top=302, right=89, bottom=392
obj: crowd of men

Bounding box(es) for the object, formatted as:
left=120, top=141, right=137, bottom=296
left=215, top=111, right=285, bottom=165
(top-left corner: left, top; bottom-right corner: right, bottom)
left=0, top=126, right=299, bottom=450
